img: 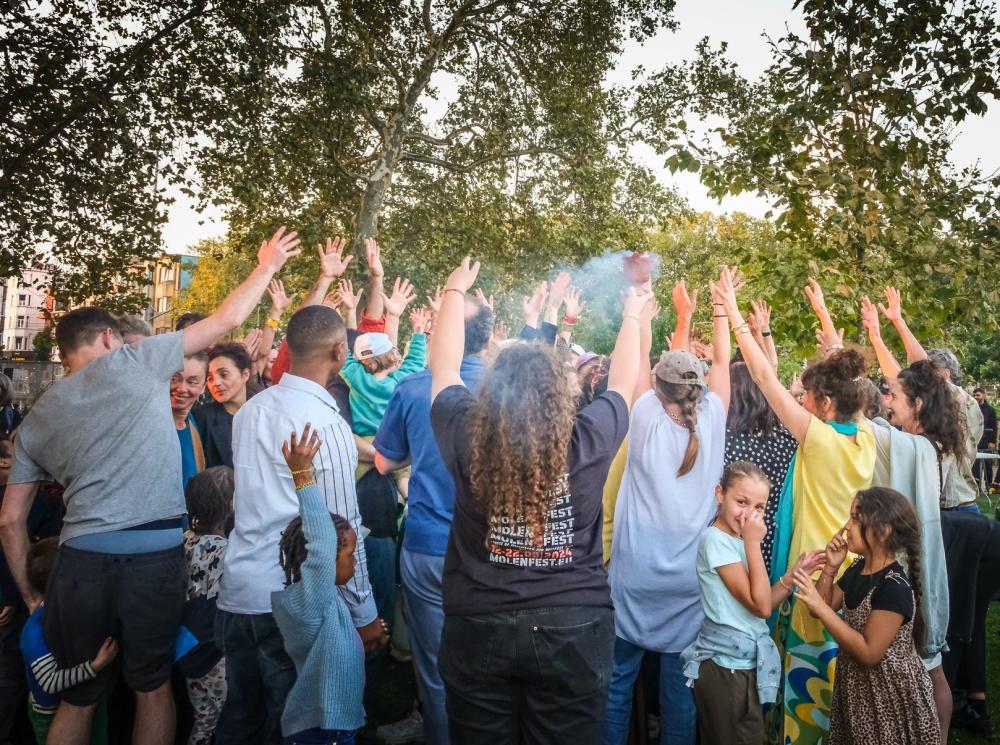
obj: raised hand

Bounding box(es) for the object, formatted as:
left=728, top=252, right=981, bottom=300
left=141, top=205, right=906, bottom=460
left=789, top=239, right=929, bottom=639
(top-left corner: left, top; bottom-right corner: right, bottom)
left=622, top=286, right=652, bottom=320
left=445, top=257, right=481, bottom=294
left=691, top=339, right=714, bottom=361
left=815, top=326, right=845, bottom=355
left=750, top=299, right=771, bottom=331
left=711, top=265, right=740, bottom=317
left=672, top=279, right=698, bottom=319
left=240, top=328, right=263, bottom=360
left=521, top=281, right=549, bottom=321
left=804, top=278, right=828, bottom=315
left=281, top=423, right=322, bottom=474
left=427, top=285, right=444, bottom=315
left=740, top=509, right=766, bottom=545
left=474, top=288, right=495, bottom=311
left=860, top=295, right=881, bottom=336
left=381, top=277, right=417, bottom=317
left=825, top=525, right=850, bottom=569
left=364, top=238, right=385, bottom=279
left=878, top=286, right=903, bottom=323
left=410, top=306, right=432, bottom=334
left=317, top=237, right=353, bottom=279
left=564, top=286, right=586, bottom=319
left=547, top=272, right=572, bottom=309
left=332, top=279, right=363, bottom=311
left=257, top=226, right=302, bottom=272
left=267, top=279, right=294, bottom=316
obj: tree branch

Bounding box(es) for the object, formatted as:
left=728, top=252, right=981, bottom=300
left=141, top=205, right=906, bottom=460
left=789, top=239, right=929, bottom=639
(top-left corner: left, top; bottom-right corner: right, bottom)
left=399, top=146, right=566, bottom=173
left=423, top=0, right=434, bottom=37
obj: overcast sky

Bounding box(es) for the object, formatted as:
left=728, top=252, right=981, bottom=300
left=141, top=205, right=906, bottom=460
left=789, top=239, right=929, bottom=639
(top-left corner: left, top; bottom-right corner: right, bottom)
left=162, top=0, right=999, bottom=253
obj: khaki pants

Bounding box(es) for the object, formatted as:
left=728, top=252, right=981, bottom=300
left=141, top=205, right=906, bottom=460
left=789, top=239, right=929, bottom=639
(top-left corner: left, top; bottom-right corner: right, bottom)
left=692, top=658, right=764, bottom=745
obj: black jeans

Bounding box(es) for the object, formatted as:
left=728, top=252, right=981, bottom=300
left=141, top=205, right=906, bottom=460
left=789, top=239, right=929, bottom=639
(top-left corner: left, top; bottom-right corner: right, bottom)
left=438, top=605, right=614, bottom=745
left=214, top=610, right=297, bottom=745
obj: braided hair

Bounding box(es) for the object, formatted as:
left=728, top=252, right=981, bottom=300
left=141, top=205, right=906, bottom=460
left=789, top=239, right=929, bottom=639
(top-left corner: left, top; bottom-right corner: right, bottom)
left=853, top=487, right=927, bottom=652
left=278, top=513, right=353, bottom=587
left=654, top=379, right=702, bottom=477
left=185, top=466, right=234, bottom=535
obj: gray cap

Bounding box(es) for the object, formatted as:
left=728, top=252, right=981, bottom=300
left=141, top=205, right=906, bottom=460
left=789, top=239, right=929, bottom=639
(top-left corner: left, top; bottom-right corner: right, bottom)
left=654, top=350, right=706, bottom=387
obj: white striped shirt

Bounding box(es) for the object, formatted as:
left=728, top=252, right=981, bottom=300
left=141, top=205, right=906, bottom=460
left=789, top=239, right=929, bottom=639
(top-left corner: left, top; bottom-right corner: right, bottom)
left=217, top=373, right=376, bottom=625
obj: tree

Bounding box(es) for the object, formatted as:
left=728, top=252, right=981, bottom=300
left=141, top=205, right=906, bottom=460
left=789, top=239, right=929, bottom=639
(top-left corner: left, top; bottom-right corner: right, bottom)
left=32, top=326, right=54, bottom=362
left=639, top=0, right=1000, bottom=335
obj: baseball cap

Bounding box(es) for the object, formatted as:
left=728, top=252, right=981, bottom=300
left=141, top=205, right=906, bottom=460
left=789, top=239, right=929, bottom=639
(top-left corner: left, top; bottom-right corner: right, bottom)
left=654, top=350, right=706, bottom=387
left=354, top=333, right=394, bottom=360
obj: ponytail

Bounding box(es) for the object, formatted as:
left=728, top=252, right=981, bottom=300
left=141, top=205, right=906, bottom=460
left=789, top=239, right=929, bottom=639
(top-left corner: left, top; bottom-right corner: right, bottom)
left=655, top=379, right=702, bottom=477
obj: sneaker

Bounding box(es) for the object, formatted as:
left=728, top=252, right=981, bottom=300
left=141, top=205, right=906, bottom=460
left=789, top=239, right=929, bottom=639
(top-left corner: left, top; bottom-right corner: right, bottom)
left=376, top=710, right=424, bottom=744
left=953, top=703, right=996, bottom=741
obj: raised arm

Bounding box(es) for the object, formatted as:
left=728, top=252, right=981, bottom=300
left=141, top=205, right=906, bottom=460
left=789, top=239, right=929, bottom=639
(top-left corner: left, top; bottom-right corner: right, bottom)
left=363, top=238, right=386, bottom=322
left=544, top=272, right=571, bottom=327
left=879, top=287, right=927, bottom=364
left=520, top=281, right=548, bottom=335
left=804, top=278, right=844, bottom=355
left=606, top=288, right=652, bottom=409
left=716, top=267, right=812, bottom=443
left=182, top=227, right=301, bottom=355
left=299, top=237, right=353, bottom=310
left=560, top=286, right=585, bottom=344
left=750, top=300, right=779, bottom=371
left=633, top=297, right=658, bottom=403
left=381, top=277, right=417, bottom=346
left=259, top=279, right=294, bottom=372
left=430, top=258, right=481, bottom=402
left=707, top=275, right=732, bottom=410
left=669, top=280, right=697, bottom=352
left=329, top=279, right=363, bottom=331
left=861, top=295, right=902, bottom=379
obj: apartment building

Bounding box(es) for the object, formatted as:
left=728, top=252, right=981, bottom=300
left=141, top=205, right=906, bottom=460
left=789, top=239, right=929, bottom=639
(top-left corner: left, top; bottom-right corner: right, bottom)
left=0, top=268, right=52, bottom=359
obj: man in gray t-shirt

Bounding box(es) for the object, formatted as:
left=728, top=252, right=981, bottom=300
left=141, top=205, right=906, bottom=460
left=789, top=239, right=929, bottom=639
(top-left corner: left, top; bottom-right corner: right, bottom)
left=0, top=227, right=301, bottom=745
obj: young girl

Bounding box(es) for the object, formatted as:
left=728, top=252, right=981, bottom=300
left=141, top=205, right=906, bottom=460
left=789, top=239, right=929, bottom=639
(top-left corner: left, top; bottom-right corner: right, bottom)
left=183, top=466, right=234, bottom=745
left=792, top=487, right=940, bottom=744
left=681, top=462, right=825, bottom=744
left=272, top=424, right=375, bottom=745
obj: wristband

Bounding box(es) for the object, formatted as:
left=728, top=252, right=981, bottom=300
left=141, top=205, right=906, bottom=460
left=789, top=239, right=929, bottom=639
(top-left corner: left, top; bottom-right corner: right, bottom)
left=266, top=318, right=280, bottom=329
left=444, top=288, right=465, bottom=297
left=713, top=314, right=728, bottom=319
left=562, top=315, right=578, bottom=325
left=761, top=330, right=772, bottom=337
left=622, top=315, right=640, bottom=323
left=733, top=322, right=750, bottom=335
left=778, top=575, right=792, bottom=591
left=826, top=343, right=844, bottom=351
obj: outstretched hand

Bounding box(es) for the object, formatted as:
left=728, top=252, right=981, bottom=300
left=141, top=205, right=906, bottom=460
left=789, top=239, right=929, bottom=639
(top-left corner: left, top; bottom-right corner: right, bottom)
left=710, top=265, right=740, bottom=317
left=267, top=279, right=294, bottom=316
left=547, top=272, right=572, bottom=308
left=381, top=277, right=417, bottom=317
left=804, top=278, right=828, bottom=316
left=331, top=279, right=363, bottom=311
left=257, top=227, right=302, bottom=272
left=622, top=286, right=652, bottom=320
left=282, top=423, right=322, bottom=474
left=860, top=295, right=881, bottom=336
left=878, top=286, right=903, bottom=323
left=364, top=238, right=385, bottom=279
left=317, top=237, right=353, bottom=279
left=445, top=257, right=481, bottom=294
left=563, top=286, right=586, bottom=319
left=672, top=279, right=697, bottom=319
left=521, top=281, right=549, bottom=320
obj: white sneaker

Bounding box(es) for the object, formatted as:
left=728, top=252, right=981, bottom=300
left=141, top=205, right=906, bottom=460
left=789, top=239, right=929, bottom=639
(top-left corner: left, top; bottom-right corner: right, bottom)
left=376, top=710, right=424, bottom=744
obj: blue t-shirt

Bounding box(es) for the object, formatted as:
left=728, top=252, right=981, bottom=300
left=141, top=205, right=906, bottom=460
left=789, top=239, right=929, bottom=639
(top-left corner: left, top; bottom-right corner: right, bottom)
left=374, top=355, right=485, bottom=556
left=695, top=525, right=769, bottom=670
left=178, top=417, right=198, bottom=489
left=20, top=607, right=58, bottom=710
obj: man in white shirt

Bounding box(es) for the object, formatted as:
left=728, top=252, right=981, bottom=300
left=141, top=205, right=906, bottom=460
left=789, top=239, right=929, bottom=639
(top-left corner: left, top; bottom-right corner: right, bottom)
left=215, top=304, right=387, bottom=744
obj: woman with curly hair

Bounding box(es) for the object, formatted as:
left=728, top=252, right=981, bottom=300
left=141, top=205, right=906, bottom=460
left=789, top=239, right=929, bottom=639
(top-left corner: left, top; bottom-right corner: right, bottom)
left=716, top=274, right=877, bottom=745
left=603, top=270, right=732, bottom=745
left=429, top=257, right=651, bottom=744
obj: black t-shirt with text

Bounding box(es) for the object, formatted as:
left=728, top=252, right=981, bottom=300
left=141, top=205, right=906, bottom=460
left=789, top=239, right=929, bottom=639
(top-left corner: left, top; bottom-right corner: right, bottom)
left=431, top=385, right=629, bottom=616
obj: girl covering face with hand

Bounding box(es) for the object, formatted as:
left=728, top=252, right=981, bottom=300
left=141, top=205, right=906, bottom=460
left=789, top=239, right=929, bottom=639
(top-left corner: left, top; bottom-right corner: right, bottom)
left=681, top=462, right=825, bottom=745
left=792, top=487, right=940, bottom=745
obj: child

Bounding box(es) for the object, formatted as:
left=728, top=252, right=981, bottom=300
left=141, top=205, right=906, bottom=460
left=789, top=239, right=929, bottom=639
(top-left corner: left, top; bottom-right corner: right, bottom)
left=273, top=424, right=376, bottom=745
left=340, top=304, right=428, bottom=498
left=19, top=538, right=115, bottom=745
left=681, top=461, right=825, bottom=744
left=792, top=486, right=940, bottom=744
left=182, top=466, right=233, bottom=745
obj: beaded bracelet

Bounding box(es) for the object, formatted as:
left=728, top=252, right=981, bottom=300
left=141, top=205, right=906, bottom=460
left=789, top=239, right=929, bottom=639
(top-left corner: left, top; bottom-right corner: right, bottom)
left=290, top=468, right=313, bottom=475
left=294, top=479, right=317, bottom=491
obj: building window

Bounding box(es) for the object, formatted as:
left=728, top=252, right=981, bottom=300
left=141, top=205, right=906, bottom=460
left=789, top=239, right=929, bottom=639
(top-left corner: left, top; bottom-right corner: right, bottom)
left=161, top=265, right=175, bottom=282
left=156, top=297, right=169, bottom=313
left=15, top=316, right=25, bottom=329
left=17, top=294, right=28, bottom=306
left=14, top=337, right=24, bottom=351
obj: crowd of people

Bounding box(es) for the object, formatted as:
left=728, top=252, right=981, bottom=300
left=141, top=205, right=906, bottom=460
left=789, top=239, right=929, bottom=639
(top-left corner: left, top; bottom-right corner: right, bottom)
left=0, top=228, right=998, bottom=745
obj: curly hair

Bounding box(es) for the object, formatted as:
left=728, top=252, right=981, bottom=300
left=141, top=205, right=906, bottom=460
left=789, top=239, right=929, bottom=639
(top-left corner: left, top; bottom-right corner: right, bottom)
left=469, top=344, right=577, bottom=546
left=801, top=348, right=866, bottom=423
left=185, top=466, right=234, bottom=535
left=896, top=360, right=967, bottom=460
left=654, top=378, right=703, bottom=477
left=576, top=355, right=610, bottom=410
left=279, top=513, right=353, bottom=587
left=853, top=487, right=926, bottom=652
